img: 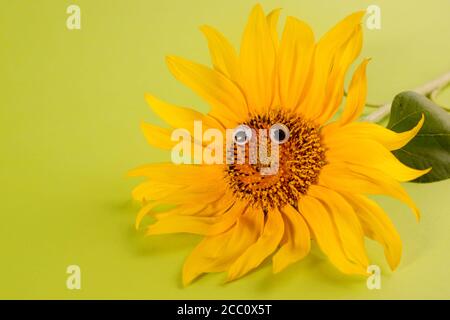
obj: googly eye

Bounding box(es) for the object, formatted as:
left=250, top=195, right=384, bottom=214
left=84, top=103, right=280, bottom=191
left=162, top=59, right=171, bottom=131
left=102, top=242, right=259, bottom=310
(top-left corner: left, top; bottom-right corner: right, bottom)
left=233, top=125, right=252, bottom=145
left=269, top=123, right=290, bottom=144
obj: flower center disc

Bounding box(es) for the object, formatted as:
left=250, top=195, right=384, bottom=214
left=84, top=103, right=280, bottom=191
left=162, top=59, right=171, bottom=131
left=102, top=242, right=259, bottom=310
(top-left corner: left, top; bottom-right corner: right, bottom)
left=226, top=111, right=326, bottom=209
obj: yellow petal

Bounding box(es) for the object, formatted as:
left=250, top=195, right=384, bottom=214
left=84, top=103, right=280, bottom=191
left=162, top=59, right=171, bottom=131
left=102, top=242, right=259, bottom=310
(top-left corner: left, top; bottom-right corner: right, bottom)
left=272, top=204, right=311, bottom=273
left=325, top=137, right=431, bottom=182
left=207, top=201, right=248, bottom=236
left=155, top=194, right=234, bottom=219
left=134, top=188, right=222, bottom=229
left=298, top=195, right=368, bottom=275
left=156, top=185, right=225, bottom=205
left=278, top=16, right=315, bottom=110
left=227, top=206, right=284, bottom=282
left=240, top=4, right=276, bottom=114
left=200, top=25, right=240, bottom=82
left=321, top=114, right=425, bottom=151
left=129, top=164, right=227, bottom=219
left=318, top=164, right=421, bottom=220
left=316, top=31, right=365, bottom=124
left=135, top=189, right=224, bottom=215
left=128, top=163, right=224, bottom=183
left=182, top=207, right=263, bottom=286
left=141, top=116, right=204, bottom=157
left=146, top=215, right=217, bottom=235
left=135, top=201, right=161, bottom=229
left=267, top=8, right=282, bottom=107
left=336, top=58, right=370, bottom=125
left=140, top=122, right=175, bottom=150
left=166, top=55, right=248, bottom=125
left=144, top=93, right=223, bottom=131
left=298, top=11, right=365, bottom=120
left=132, top=180, right=183, bottom=202
left=344, top=193, right=402, bottom=270
left=132, top=175, right=226, bottom=209
left=307, top=185, right=369, bottom=267
left=267, top=8, right=282, bottom=49
left=154, top=203, right=208, bottom=220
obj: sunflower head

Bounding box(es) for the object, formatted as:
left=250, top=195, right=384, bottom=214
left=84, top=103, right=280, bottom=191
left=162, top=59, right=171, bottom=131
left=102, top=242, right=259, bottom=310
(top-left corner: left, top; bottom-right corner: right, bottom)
left=130, top=4, right=429, bottom=286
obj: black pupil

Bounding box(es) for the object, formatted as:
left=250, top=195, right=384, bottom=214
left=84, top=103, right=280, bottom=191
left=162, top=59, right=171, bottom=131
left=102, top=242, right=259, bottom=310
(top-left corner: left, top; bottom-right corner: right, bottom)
left=274, top=129, right=286, bottom=141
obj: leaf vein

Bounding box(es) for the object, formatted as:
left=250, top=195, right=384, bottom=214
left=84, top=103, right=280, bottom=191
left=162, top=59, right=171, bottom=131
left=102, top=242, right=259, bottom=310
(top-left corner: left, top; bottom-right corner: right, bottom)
left=389, top=110, right=422, bottom=130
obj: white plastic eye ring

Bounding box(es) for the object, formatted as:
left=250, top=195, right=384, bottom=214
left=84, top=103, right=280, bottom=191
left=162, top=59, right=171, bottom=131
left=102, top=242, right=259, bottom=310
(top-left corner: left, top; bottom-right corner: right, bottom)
left=269, top=123, right=290, bottom=144
left=233, top=125, right=252, bottom=145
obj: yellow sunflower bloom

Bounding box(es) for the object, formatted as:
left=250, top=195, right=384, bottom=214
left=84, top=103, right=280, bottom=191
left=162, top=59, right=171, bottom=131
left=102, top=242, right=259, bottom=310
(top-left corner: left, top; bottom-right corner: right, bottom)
left=130, top=4, right=430, bottom=286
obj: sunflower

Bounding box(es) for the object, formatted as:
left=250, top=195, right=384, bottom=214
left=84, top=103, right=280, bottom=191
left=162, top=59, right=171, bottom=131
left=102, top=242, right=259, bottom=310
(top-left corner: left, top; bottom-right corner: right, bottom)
left=130, top=4, right=429, bottom=285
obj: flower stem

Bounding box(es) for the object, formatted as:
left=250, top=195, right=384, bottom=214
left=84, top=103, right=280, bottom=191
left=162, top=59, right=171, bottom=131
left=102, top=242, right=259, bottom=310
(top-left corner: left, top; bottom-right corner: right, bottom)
left=363, top=71, right=450, bottom=123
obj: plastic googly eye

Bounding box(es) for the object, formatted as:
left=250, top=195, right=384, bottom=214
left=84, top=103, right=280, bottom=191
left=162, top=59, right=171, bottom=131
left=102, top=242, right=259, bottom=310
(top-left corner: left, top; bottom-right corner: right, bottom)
left=269, top=123, right=290, bottom=144
left=233, top=125, right=252, bottom=145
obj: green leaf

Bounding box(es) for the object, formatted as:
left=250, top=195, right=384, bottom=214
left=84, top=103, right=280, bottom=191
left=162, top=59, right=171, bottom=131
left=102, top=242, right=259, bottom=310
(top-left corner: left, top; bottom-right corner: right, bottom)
left=387, top=91, right=450, bottom=183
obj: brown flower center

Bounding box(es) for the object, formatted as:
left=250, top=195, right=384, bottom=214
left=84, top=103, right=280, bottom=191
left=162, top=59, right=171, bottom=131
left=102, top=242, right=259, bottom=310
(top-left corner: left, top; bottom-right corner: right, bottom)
left=226, top=110, right=326, bottom=209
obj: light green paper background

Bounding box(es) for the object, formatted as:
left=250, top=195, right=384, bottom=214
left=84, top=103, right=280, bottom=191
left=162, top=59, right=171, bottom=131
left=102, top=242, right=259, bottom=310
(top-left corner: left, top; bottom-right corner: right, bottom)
left=1, top=0, right=449, bottom=299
